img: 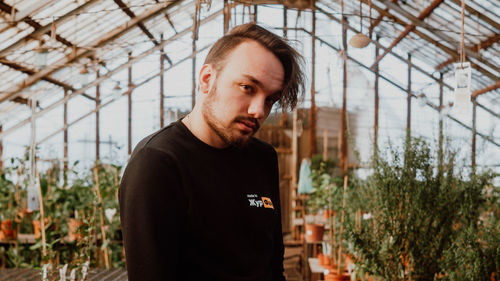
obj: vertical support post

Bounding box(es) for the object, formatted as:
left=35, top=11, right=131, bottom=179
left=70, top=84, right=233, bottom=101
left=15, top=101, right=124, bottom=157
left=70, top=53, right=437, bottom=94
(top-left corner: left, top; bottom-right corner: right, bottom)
left=223, top=0, right=230, bottom=34
left=192, top=16, right=197, bottom=110
left=472, top=98, right=477, bottom=169
left=63, top=89, right=68, bottom=185
left=374, top=35, right=380, bottom=155
left=438, top=72, right=443, bottom=172
left=95, top=70, right=100, bottom=162
left=0, top=124, right=3, bottom=169
left=340, top=15, right=348, bottom=176
left=253, top=5, right=257, bottom=23
left=283, top=6, right=287, bottom=39
left=128, top=52, right=133, bottom=156
left=407, top=54, right=412, bottom=138
left=160, top=34, right=165, bottom=128
left=309, top=9, right=317, bottom=157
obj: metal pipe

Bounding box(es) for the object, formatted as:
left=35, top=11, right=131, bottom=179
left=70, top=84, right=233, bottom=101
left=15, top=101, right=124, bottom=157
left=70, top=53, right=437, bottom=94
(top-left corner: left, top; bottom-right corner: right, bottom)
left=160, top=34, right=165, bottom=128
left=309, top=9, right=317, bottom=157
left=128, top=52, right=133, bottom=156
left=96, top=71, right=100, bottom=162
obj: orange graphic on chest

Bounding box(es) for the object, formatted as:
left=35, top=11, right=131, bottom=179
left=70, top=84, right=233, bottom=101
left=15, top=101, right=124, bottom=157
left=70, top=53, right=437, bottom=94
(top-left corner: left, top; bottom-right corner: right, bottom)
left=261, top=197, right=274, bottom=209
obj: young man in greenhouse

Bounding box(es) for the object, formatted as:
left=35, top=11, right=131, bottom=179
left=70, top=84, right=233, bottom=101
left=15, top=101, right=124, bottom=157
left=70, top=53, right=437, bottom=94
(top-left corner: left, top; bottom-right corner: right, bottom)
left=119, top=23, right=304, bottom=281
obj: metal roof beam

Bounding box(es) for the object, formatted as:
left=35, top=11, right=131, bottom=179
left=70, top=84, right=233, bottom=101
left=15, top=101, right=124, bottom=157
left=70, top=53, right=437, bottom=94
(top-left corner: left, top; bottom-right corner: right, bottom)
left=0, top=0, right=182, bottom=104
left=9, top=0, right=58, bottom=23
left=0, top=0, right=99, bottom=57
left=0, top=57, right=95, bottom=100
left=300, top=26, right=500, bottom=147
left=378, top=0, right=499, bottom=76
left=447, top=0, right=500, bottom=31
left=0, top=3, right=226, bottom=139
left=364, top=0, right=498, bottom=81
left=113, top=0, right=173, bottom=65
left=472, top=81, right=500, bottom=98
left=371, top=0, right=444, bottom=68
left=37, top=43, right=212, bottom=145
left=436, top=33, right=500, bottom=70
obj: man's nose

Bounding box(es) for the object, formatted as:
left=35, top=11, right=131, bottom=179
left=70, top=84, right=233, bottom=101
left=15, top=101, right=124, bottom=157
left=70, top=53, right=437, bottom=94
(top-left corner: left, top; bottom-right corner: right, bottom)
left=247, top=96, right=266, bottom=119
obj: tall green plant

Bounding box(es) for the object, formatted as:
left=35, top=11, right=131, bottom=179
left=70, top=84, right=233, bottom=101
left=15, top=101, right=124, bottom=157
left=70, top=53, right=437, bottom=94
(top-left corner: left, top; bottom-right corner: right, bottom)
left=346, top=137, right=495, bottom=281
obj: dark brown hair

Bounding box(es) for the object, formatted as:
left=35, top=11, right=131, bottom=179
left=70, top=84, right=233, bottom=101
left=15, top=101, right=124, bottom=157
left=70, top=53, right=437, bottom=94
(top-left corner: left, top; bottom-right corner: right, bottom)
left=204, top=23, right=304, bottom=110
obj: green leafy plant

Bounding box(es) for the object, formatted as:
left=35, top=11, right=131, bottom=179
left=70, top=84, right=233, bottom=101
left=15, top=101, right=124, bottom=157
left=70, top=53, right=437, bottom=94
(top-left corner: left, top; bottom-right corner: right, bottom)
left=346, top=137, right=496, bottom=281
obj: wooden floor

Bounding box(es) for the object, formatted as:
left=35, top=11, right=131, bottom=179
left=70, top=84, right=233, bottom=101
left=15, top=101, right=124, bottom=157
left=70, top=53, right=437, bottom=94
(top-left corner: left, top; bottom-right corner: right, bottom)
left=0, top=268, right=128, bottom=281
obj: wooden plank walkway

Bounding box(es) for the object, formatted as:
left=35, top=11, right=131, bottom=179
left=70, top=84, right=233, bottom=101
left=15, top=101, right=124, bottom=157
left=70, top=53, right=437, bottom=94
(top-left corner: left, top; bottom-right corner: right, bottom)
left=0, top=268, right=128, bottom=281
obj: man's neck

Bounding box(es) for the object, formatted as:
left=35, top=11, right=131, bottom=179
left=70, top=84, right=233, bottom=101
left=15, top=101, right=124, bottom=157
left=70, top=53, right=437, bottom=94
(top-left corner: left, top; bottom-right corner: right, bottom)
left=182, top=110, right=228, bottom=149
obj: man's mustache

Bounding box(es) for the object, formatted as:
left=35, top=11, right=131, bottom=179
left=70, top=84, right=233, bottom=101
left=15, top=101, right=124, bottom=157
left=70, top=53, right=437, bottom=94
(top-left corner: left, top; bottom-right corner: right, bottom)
left=234, top=116, right=260, bottom=132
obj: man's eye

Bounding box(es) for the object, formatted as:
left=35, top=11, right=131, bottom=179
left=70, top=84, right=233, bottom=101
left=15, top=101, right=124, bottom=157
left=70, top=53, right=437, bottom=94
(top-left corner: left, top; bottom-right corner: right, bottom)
left=240, top=84, right=253, bottom=92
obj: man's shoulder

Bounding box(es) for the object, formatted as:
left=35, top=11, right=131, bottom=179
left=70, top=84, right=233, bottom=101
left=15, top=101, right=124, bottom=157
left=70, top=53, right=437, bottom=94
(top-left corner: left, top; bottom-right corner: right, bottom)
left=130, top=121, right=185, bottom=160
left=247, top=137, right=277, bottom=157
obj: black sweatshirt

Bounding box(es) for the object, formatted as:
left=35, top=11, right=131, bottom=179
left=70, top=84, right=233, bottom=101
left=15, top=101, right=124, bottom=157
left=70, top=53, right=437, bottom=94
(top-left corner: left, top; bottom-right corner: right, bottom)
left=119, top=120, right=286, bottom=281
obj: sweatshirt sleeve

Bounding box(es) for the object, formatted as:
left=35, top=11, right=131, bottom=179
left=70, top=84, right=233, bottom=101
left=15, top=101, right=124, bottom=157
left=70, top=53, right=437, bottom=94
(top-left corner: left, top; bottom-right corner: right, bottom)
left=270, top=149, right=286, bottom=281
left=119, top=147, right=186, bottom=281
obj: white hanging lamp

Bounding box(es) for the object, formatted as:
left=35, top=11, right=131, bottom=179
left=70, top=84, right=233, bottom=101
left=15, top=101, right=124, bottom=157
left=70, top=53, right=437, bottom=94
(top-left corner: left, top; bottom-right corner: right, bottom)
left=349, top=0, right=370, bottom=48
left=453, top=0, right=471, bottom=116
left=78, top=65, right=91, bottom=85
left=35, top=41, right=49, bottom=69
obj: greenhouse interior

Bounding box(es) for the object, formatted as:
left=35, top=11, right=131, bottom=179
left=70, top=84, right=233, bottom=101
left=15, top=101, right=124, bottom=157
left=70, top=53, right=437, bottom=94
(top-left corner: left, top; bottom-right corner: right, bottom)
left=0, top=0, right=498, bottom=280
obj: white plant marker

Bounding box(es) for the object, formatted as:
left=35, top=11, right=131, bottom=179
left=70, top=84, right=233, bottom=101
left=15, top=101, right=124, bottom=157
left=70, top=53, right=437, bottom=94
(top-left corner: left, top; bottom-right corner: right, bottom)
left=59, top=264, right=68, bottom=281
left=69, top=268, right=76, bottom=281
left=105, top=208, right=117, bottom=223
left=81, top=261, right=90, bottom=280
left=42, top=263, right=52, bottom=281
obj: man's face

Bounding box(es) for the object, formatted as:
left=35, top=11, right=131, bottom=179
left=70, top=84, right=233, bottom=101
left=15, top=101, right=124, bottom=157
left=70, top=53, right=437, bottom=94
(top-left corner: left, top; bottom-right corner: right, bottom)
left=201, top=40, right=284, bottom=148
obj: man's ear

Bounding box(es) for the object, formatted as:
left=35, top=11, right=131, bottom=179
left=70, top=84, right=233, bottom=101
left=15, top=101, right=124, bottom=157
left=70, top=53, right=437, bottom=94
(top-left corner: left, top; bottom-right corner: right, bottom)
left=199, top=64, right=215, bottom=94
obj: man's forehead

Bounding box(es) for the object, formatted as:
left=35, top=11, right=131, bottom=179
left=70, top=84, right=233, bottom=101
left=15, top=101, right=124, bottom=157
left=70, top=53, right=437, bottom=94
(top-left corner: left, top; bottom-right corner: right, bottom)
left=222, top=41, right=284, bottom=88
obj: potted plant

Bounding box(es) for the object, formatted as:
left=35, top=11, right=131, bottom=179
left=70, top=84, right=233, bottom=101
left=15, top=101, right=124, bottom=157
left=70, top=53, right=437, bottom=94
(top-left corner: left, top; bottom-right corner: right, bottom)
left=305, top=155, right=338, bottom=242
left=346, top=137, right=496, bottom=281
left=0, top=172, right=18, bottom=240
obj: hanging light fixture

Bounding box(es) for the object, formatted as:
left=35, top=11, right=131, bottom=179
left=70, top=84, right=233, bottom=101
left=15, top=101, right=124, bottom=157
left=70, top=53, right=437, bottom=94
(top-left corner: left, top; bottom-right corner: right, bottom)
left=112, top=81, right=121, bottom=95
left=349, top=0, right=370, bottom=48
left=453, top=0, right=471, bottom=116
left=78, top=65, right=91, bottom=85
left=35, top=41, right=49, bottom=69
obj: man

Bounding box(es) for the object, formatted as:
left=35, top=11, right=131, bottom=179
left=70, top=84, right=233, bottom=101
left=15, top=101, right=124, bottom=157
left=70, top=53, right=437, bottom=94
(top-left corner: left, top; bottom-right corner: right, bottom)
left=119, top=23, right=304, bottom=281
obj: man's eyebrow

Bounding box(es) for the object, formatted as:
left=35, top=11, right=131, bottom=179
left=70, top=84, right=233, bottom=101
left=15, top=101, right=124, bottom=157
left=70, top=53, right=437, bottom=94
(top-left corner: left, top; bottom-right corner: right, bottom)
left=241, top=74, right=282, bottom=97
left=241, top=74, right=263, bottom=87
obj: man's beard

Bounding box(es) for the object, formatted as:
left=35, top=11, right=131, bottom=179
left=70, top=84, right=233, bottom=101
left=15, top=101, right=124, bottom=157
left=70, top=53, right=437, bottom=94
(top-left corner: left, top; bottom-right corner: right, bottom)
left=201, top=85, right=260, bottom=148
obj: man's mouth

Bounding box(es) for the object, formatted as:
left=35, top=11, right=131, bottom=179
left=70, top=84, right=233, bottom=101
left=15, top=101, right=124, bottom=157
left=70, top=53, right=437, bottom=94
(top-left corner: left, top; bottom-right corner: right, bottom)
left=236, top=119, right=259, bottom=133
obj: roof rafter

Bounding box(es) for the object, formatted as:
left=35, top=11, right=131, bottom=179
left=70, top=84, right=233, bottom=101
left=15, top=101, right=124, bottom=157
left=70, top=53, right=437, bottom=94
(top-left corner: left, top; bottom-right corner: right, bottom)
left=0, top=58, right=95, bottom=100
left=370, top=0, right=444, bottom=68
left=447, top=0, right=500, bottom=31
left=112, top=0, right=173, bottom=65
left=364, top=0, right=498, bottom=81
left=472, top=81, right=500, bottom=98
left=0, top=3, right=229, bottom=140
left=436, top=33, right=500, bottom=70
left=300, top=27, right=499, bottom=148
left=377, top=0, right=499, bottom=77
left=0, top=0, right=182, bottom=104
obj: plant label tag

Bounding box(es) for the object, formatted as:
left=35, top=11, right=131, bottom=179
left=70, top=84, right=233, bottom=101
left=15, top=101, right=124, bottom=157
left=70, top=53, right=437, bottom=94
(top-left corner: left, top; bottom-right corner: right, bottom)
left=453, top=62, right=471, bottom=117
left=27, top=181, right=39, bottom=211
left=454, top=62, right=471, bottom=91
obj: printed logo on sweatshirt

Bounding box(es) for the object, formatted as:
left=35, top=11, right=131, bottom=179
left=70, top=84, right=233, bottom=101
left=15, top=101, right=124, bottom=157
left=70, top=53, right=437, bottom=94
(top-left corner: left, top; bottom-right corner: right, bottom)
left=247, top=194, right=274, bottom=209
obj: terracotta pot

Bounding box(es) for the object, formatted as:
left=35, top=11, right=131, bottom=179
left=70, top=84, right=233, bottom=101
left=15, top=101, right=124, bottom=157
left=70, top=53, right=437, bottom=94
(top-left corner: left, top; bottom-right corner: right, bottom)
left=1, top=219, right=17, bottom=240
left=322, top=254, right=331, bottom=266
left=317, top=253, right=325, bottom=265
left=67, top=219, right=84, bottom=242
left=305, top=224, right=324, bottom=242
left=324, top=273, right=351, bottom=281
